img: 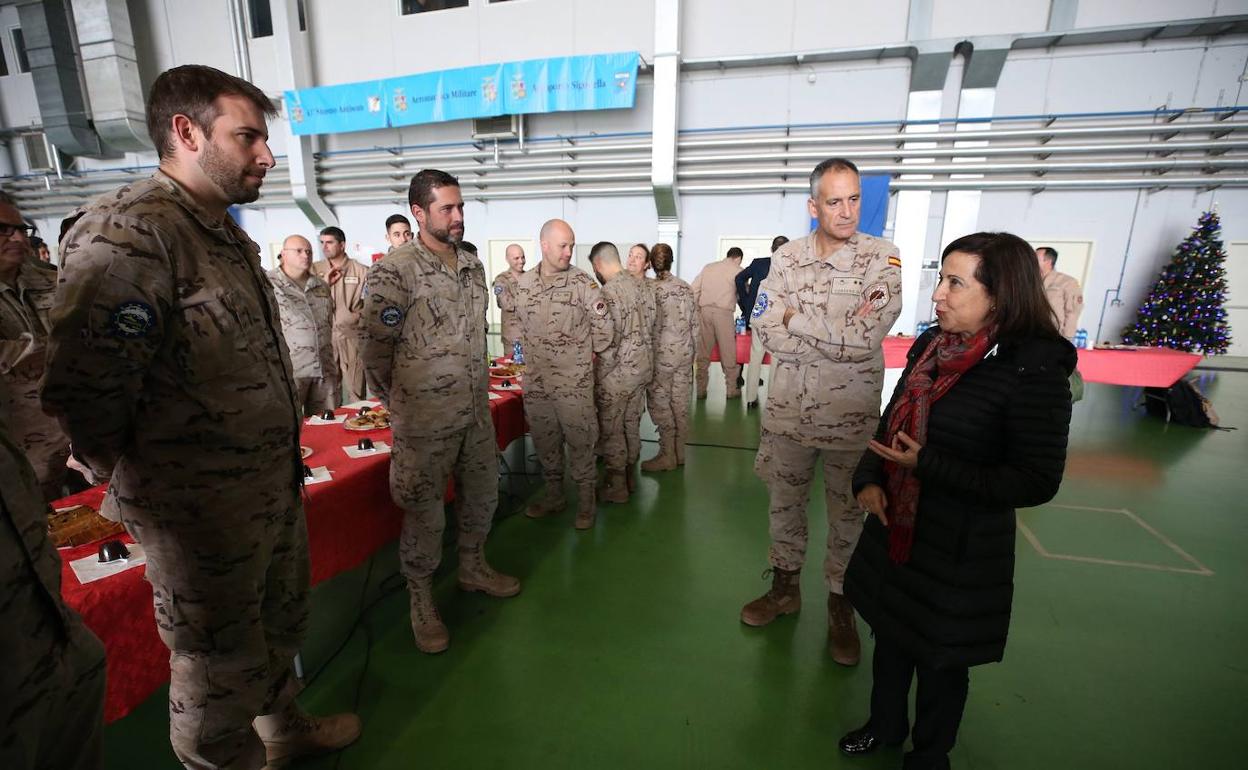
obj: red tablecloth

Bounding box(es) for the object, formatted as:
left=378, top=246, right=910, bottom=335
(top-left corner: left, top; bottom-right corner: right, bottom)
left=883, top=336, right=1201, bottom=388
left=58, top=390, right=526, bottom=723
left=709, top=333, right=772, bottom=365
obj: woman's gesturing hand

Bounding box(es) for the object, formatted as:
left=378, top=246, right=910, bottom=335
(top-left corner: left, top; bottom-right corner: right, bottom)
left=856, top=484, right=889, bottom=525
left=868, top=431, right=922, bottom=469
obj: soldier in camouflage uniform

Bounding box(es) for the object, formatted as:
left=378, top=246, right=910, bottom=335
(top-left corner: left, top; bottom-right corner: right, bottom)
left=40, top=65, right=359, bottom=770
left=0, top=193, right=70, bottom=501
left=0, top=377, right=106, bottom=770
left=588, top=242, right=656, bottom=503
left=641, top=243, right=698, bottom=472
left=268, top=235, right=339, bottom=415
left=361, top=169, right=519, bottom=655
left=741, top=159, right=902, bottom=668
left=507, top=219, right=613, bottom=530
left=492, top=243, right=526, bottom=357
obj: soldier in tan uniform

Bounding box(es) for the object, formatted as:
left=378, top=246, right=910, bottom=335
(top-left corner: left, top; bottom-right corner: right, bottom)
left=492, top=242, right=526, bottom=357
left=384, top=213, right=413, bottom=252
left=311, top=226, right=368, bottom=402
left=507, top=219, right=612, bottom=529
left=361, top=170, right=519, bottom=655
left=641, top=243, right=697, bottom=472
left=692, top=246, right=744, bottom=399
left=41, top=65, right=359, bottom=769
left=268, top=235, right=339, bottom=415
left=0, top=193, right=70, bottom=501
left=0, top=378, right=106, bottom=770
left=741, top=159, right=902, bottom=668
left=626, top=242, right=651, bottom=279
left=588, top=242, right=656, bottom=503
left=1036, top=246, right=1083, bottom=339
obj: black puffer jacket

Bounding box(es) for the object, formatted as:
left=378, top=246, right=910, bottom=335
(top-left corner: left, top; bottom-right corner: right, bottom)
left=845, top=327, right=1075, bottom=670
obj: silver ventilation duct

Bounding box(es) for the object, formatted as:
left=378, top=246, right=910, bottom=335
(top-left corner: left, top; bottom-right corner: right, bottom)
left=72, top=0, right=152, bottom=152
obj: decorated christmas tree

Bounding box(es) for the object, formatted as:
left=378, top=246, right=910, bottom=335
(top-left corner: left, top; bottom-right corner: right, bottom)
left=1122, top=210, right=1231, bottom=355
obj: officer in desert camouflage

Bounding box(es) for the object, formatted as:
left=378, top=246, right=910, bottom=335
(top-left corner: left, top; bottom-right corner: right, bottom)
left=361, top=169, right=520, bottom=656
left=588, top=241, right=656, bottom=503
left=268, top=234, right=339, bottom=415
left=0, top=192, right=70, bottom=501
left=641, top=243, right=698, bottom=472
left=507, top=219, right=612, bottom=530
left=41, top=64, right=359, bottom=769
left=492, top=242, right=527, bottom=357
left=741, top=158, right=903, bottom=668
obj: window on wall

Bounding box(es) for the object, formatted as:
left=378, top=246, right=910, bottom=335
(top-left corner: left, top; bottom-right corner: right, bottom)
left=10, top=28, right=30, bottom=74
left=248, top=0, right=307, bottom=38
left=400, top=0, right=469, bottom=14
left=0, top=36, right=8, bottom=77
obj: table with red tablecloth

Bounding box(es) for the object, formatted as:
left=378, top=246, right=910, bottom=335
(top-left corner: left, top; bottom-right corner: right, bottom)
left=58, top=387, right=526, bottom=723
left=882, top=335, right=1201, bottom=388
left=709, top=332, right=772, bottom=365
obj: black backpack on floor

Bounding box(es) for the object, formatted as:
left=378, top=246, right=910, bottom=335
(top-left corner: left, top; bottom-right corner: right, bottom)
left=1142, top=379, right=1221, bottom=428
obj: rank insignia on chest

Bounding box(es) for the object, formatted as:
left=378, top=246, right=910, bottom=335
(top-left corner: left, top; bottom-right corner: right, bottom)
left=751, top=291, right=769, bottom=319
left=111, top=301, right=156, bottom=338
left=380, top=306, right=404, bottom=327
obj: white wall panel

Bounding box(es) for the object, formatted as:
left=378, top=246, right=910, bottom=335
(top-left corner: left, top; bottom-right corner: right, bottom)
left=930, top=0, right=1049, bottom=40
left=1076, top=0, right=1248, bottom=29
left=683, top=0, right=909, bottom=59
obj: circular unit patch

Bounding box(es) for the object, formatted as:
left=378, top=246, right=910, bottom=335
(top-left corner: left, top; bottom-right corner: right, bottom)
left=379, top=306, right=404, bottom=328
left=111, top=301, right=156, bottom=339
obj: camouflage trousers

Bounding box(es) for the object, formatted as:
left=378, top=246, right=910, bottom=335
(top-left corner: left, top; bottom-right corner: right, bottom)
left=523, top=385, right=598, bottom=487
left=332, top=329, right=366, bottom=402
left=695, top=307, right=740, bottom=397
left=26, top=440, right=70, bottom=503
left=596, top=382, right=646, bottom=470
left=754, top=429, right=864, bottom=593
left=646, top=364, right=692, bottom=454
left=126, top=504, right=310, bottom=769
left=0, top=611, right=106, bottom=770
left=391, top=422, right=499, bottom=582
left=294, top=376, right=339, bottom=417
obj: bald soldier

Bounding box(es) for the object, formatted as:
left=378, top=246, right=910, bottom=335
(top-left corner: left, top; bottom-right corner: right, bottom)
left=506, top=219, right=612, bottom=529
left=640, top=242, right=698, bottom=472
left=311, top=226, right=368, bottom=402
left=41, top=65, right=359, bottom=768
left=361, top=169, right=519, bottom=655
left=0, top=191, right=69, bottom=501
left=0, top=378, right=106, bottom=770
left=268, top=235, right=339, bottom=415
left=1036, top=246, right=1083, bottom=339
left=692, top=246, right=744, bottom=399
left=492, top=243, right=527, bottom=357
left=742, top=158, right=902, bottom=668
left=588, top=241, right=656, bottom=503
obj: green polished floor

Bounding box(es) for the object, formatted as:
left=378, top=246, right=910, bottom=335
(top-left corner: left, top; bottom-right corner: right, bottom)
left=105, top=368, right=1248, bottom=769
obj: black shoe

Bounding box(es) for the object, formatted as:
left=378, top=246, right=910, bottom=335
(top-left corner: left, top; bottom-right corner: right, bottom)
left=747, top=400, right=758, bottom=410
left=839, top=724, right=904, bottom=757
left=736, top=375, right=745, bottom=388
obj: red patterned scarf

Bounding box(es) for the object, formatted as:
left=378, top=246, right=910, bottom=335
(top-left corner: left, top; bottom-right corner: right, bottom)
left=883, top=326, right=996, bottom=564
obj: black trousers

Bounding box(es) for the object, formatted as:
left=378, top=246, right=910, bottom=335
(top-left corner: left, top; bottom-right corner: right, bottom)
left=869, top=635, right=970, bottom=770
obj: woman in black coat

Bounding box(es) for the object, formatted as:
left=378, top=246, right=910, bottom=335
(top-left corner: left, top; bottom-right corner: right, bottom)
left=839, top=232, right=1075, bottom=770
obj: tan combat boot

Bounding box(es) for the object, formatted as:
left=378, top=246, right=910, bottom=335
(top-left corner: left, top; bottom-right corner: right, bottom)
left=574, top=483, right=597, bottom=530
left=458, top=543, right=521, bottom=597
left=675, top=439, right=686, bottom=466
left=254, top=703, right=361, bottom=768
left=526, top=478, right=566, bottom=519
left=827, top=592, right=861, bottom=666
left=409, top=580, right=449, bottom=654
left=601, top=468, right=629, bottom=504
left=641, top=436, right=677, bottom=472
left=740, top=567, right=801, bottom=626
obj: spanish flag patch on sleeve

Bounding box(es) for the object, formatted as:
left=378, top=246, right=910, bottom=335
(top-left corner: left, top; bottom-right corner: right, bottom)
left=887, top=255, right=902, bottom=268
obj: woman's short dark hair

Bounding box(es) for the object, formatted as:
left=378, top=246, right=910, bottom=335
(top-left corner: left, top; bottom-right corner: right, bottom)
left=650, top=243, right=674, bottom=274
left=408, top=169, right=459, bottom=210
left=146, top=65, right=276, bottom=160
left=942, top=232, right=1061, bottom=342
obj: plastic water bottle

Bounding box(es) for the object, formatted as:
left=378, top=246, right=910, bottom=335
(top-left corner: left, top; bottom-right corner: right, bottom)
left=512, top=340, right=525, bottom=364
left=1074, top=329, right=1088, bottom=349
left=735, top=317, right=746, bottom=335
left=916, top=321, right=931, bottom=335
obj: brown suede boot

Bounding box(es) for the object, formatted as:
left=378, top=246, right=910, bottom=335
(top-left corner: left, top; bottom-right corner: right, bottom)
left=526, top=478, right=566, bottom=519
left=254, top=704, right=361, bottom=768
left=827, top=592, right=862, bottom=666
left=601, top=469, right=629, bottom=504
left=574, top=483, right=597, bottom=530
left=458, top=543, right=521, bottom=597
left=642, top=436, right=677, bottom=472
left=409, top=580, right=449, bottom=654
left=740, top=567, right=801, bottom=626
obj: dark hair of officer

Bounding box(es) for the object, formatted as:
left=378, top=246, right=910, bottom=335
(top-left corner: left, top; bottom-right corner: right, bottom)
left=809, top=157, right=860, bottom=198
left=319, top=226, right=345, bottom=243
left=385, top=213, right=411, bottom=229
left=146, top=64, right=276, bottom=160
left=726, top=246, right=744, bottom=259
left=408, top=169, right=460, bottom=210
left=771, top=235, right=790, bottom=253
left=1036, top=246, right=1059, bottom=265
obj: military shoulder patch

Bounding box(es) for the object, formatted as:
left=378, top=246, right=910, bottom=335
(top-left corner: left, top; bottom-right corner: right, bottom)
left=379, top=306, right=404, bottom=328
left=493, top=283, right=503, bottom=296
left=111, top=301, right=156, bottom=339
left=593, top=299, right=608, bottom=317
left=864, top=283, right=890, bottom=310
left=751, top=291, right=769, bottom=319
left=887, top=255, right=902, bottom=268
